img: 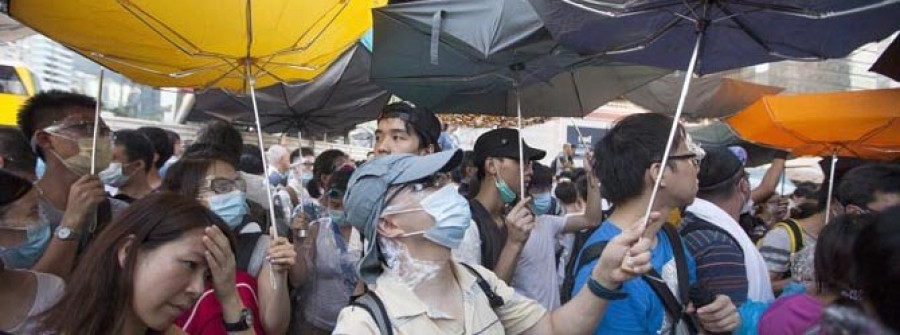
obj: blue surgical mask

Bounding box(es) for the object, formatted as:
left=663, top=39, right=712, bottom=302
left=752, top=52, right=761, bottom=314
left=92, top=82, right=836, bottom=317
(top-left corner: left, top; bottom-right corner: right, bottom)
left=495, top=176, right=517, bottom=205
left=532, top=192, right=552, bottom=215
left=411, top=185, right=472, bottom=249
left=300, top=171, right=313, bottom=186
left=329, top=209, right=347, bottom=227
left=0, top=224, right=52, bottom=269
left=208, top=190, right=249, bottom=229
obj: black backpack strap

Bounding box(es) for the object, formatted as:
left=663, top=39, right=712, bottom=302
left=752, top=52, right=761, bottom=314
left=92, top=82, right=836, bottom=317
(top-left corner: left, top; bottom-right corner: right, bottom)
left=235, top=232, right=262, bottom=273
left=460, top=262, right=505, bottom=308
left=641, top=224, right=699, bottom=334
left=576, top=240, right=609, bottom=274
left=560, top=225, right=602, bottom=303
left=350, top=291, right=394, bottom=335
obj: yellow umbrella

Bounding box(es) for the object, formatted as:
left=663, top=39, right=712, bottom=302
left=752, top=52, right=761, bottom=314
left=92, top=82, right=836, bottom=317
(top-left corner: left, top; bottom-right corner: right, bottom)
left=9, top=0, right=386, bottom=288
left=9, top=0, right=385, bottom=91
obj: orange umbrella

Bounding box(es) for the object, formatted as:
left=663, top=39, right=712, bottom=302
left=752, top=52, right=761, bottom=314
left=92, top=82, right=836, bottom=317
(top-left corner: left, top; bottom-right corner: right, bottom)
left=727, top=88, right=900, bottom=161
left=727, top=88, right=900, bottom=221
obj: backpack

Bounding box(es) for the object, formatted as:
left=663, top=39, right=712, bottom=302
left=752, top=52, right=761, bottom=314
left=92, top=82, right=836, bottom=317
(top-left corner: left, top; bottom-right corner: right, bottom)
left=349, top=263, right=504, bottom=335
left=567, top=224, right=700, bottom=334
left=559, top=224, right=602, bottom=303
left=680, top=213, right=744, bottom=255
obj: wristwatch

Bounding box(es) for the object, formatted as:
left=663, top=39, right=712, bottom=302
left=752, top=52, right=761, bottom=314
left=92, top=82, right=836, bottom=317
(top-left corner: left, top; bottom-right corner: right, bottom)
left=587, top=278, right=628, bottom=300
left=224, top=308, right=253, bottom=331
left=55, top=227, right=80, bottom=241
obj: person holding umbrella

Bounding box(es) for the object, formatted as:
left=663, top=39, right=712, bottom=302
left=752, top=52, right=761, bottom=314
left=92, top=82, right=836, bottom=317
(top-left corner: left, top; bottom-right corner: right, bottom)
left=572, top=113, right=740, bottom=334
left=334, top=150, right=657, bottom=334
left=16, top=91, right=129, bottom=281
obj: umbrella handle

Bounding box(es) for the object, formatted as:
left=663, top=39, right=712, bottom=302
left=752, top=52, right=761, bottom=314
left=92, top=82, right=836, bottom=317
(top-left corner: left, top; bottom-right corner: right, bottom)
left=91, top=70, right=105, bottom=175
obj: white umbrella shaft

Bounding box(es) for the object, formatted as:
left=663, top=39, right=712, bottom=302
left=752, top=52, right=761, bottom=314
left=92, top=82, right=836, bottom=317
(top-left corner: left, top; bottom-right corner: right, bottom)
left=247, top=66, right=280, bottom=291
left=825, top=152, right=838, bottom=223
left=642, top=29, right=704, bottom=230
left=91, top=70, right=105, bottom=175
left=516, top=85, right=526, bottom=200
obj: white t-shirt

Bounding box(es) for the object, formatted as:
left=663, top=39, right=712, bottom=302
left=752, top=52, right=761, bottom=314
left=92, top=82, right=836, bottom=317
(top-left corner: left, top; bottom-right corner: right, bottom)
left=6, top=271, right=65, bottom=333
left=511, top=215, right=566, bottom=310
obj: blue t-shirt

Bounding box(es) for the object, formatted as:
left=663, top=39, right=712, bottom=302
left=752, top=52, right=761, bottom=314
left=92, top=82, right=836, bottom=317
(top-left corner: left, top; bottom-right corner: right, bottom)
left=572, top=221, right=697, bottom=335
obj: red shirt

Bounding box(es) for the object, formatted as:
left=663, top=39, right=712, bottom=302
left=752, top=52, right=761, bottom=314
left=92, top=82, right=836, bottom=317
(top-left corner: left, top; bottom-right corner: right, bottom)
left=175, top=271, right=266, bottom=335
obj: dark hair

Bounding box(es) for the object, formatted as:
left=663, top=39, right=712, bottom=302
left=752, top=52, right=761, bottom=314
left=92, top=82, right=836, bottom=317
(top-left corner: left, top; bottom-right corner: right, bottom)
left=575, top=174, right=589, bottom=201
left=697, top=147, right=744, bottom=201
left=136, top=127, right=174, bottom=169
left=853, top=206, right=900, bottom=330
left=17, top=90, right=97, bottom=159
left=165, top=129, right=180, bottom=143
left=593, top=113, right=685, bottom=204
left=39, top=193, right=234, bottom=334
left=307, top=149, right=347, bottom=199
left=238, top=144, right=264, bottom=175
left=555, top=181, right=578, bottom=205
left=161, top=158, right=216, bottom=199
left=0, top=125, right=36, bottom=176
left=836, top=164, right=900, bottom=210
left=183, top=143, right=239, bottom=169
left=289, top=147, right=314, bottom=164
left=194, top=120, right=243, bottom=165
left=113, top=129, right=155, bottom=173
left=327, top=166, right=356, bottom=198
left=814, top=213, right=874, bottom=306
left=530, top=162, right=553, bottom=190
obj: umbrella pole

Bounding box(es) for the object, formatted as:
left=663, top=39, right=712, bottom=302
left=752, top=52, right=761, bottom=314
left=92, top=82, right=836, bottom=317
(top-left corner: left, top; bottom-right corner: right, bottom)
left=515, top=83, right=526, bottom=201
left=91, top=70, right=105, bottom=175
left=825, top=151, right=838, bottom=224
left=642, top=29, right=704, bottom=231
left=246, top=61, right=280, bottom=291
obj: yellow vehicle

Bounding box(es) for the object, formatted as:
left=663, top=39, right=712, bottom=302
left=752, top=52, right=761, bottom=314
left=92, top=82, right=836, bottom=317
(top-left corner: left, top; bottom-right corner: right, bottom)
left=0, top=61, right=37, bottom=126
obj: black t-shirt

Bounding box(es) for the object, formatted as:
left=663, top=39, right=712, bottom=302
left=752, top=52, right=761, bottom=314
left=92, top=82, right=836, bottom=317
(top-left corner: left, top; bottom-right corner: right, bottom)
left=469, top=199, right=507, bottom=270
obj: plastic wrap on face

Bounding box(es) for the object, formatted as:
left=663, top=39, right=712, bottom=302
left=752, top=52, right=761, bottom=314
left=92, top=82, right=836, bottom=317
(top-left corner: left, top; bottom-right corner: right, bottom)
left=378, top=237, right=440, bottom=290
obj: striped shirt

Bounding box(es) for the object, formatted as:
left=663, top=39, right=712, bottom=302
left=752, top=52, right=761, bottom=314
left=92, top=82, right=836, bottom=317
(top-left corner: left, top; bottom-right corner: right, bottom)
left=680, top=215, right=749, bottom=305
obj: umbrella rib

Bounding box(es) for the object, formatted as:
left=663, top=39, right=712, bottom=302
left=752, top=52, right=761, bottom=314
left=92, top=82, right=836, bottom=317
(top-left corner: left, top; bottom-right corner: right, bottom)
left=564, top=0, right=685, bottom=17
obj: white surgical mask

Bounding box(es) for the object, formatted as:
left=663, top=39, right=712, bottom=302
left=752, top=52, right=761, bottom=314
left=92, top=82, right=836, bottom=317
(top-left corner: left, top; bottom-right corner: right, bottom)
left=99, top=162, right=134, bottom=187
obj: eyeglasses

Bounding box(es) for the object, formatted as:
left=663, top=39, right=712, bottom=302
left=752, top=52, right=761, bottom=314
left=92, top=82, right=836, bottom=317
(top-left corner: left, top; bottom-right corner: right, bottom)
left=665, top=153, right=702, bottom=167
left=45, top=121, right=111, bottom=137
left=201, top=176, right=247, bottom=195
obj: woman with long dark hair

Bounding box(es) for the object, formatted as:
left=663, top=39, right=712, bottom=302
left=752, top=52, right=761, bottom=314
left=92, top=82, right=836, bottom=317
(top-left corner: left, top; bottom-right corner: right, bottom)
left=305, top=149, right=352, bottom=200
left=37, top=193, right=243, bottom=334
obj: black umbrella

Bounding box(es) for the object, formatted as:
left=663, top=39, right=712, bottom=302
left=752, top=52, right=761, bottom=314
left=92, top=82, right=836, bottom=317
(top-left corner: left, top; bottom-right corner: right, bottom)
left=189, top=44, right=390, bottom=137
left=372, top=0, right=669, bottom=198
left=871, top=35, right=900, bottom=82
left=528, top=0, right=900, bottom=222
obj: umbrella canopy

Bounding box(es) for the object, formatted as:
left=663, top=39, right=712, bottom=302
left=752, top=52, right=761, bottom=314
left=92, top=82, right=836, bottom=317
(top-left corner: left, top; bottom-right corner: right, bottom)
left=727, top=88, right=900, bottom=161
left=625, top=72, right=784, bottom=119
left=528, top=0, right=900, bottom=75
left=688, top=121, right=782, bottom=167
left=8, top=0, right=386, bottom=91
left=371, top=0, right=670, bottom=117
left=871, top=35, right=900, bottom=82
left=189, top=44, right=390, bottom=137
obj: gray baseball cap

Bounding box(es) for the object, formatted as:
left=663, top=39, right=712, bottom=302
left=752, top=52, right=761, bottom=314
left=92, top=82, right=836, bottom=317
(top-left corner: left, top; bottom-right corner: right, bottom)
left=344, top=149, right=463, bottom=284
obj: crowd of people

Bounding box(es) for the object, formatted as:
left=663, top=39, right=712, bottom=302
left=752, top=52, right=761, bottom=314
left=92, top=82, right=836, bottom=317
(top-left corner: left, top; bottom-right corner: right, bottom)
left=0, top=90, right=898, bottom=334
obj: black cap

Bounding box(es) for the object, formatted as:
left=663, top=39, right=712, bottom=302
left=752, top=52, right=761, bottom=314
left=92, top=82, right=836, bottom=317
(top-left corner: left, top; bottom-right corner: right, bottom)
left=698, top=147, right=743, bottom=191
left=379, top=102, right=442, bottom=149
left=474, top=128, right=546, bottom=169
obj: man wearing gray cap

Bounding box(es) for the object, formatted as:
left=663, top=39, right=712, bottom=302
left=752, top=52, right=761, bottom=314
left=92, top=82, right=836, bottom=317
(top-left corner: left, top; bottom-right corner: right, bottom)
left=333, top=149, right=658, bottom=335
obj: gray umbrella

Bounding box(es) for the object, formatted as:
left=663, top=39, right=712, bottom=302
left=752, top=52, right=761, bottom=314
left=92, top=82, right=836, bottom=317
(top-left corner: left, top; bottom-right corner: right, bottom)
left=371, top=0, right=670, bottom=117
left=688, top=121, right=781, bottom=167
left=0, top=13, right=33, bottom=42
left=188, top=44, right=389, bottom=136
left=624, top=72, right=784, bottom=120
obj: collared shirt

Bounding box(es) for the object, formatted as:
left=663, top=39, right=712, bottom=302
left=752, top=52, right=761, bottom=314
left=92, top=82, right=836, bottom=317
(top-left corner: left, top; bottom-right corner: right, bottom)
left=333, top=262, right=547, bottom=335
